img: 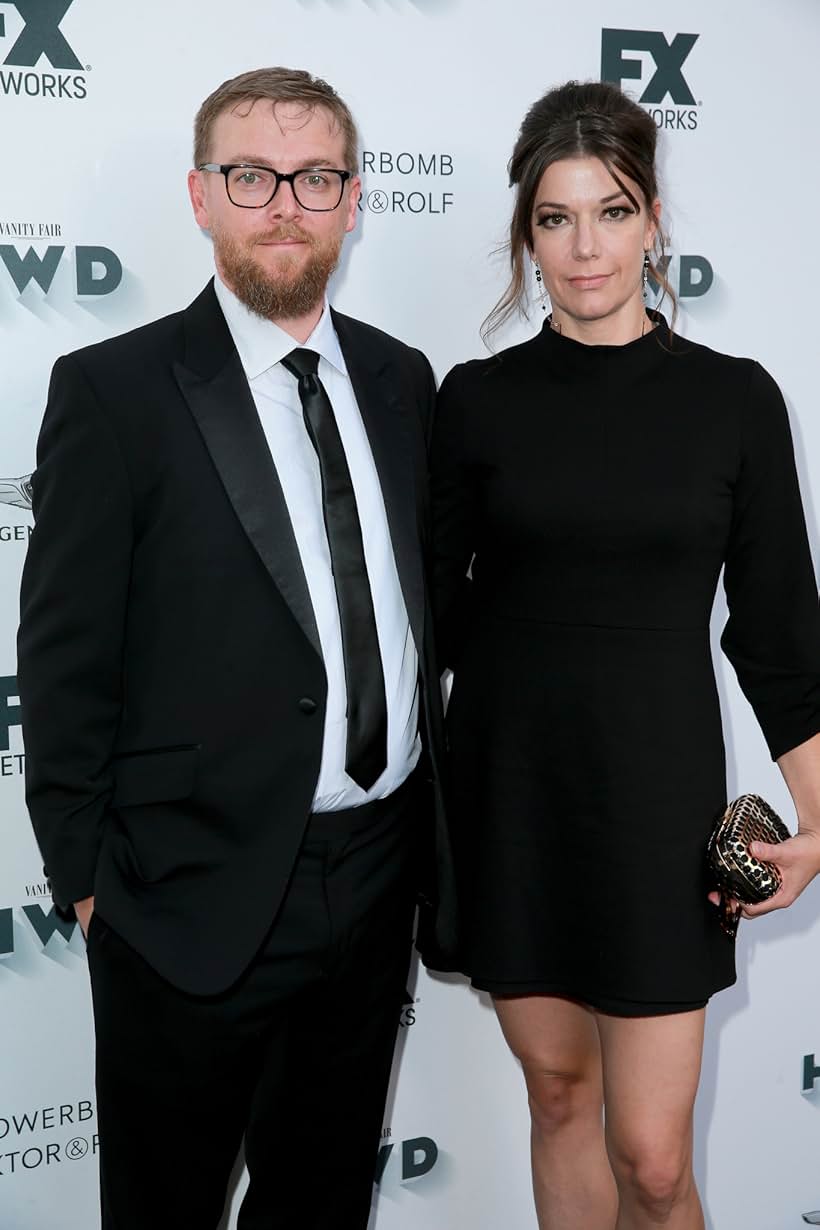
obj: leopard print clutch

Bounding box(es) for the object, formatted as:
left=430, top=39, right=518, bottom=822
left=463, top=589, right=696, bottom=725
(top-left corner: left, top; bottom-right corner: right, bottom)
left=706, top=794, right=790, bottom=938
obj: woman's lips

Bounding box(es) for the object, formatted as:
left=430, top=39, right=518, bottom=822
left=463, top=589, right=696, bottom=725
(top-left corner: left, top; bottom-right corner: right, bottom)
left=567, top=274, right=612, bottom=289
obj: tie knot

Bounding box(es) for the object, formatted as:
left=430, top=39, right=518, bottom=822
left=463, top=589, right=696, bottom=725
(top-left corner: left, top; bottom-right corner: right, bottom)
left=281, top=348, right=320, bottom=381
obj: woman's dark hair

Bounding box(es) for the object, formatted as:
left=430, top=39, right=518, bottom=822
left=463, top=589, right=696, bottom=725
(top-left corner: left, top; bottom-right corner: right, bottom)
left=483, top=80, right=675, bottom=340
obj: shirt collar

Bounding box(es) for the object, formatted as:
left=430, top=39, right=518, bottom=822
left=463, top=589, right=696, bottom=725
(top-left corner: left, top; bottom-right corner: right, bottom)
left=213, top=273, right=347, bottom=380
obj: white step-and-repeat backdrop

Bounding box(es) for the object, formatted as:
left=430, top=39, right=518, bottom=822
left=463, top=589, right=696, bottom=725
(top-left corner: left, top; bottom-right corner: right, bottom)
left=2, top=1, right=820, bottom=1226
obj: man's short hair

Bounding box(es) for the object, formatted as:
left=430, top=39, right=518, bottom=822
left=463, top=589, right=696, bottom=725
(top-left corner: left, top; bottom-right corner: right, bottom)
left=194, top=66, right=359, bottom=172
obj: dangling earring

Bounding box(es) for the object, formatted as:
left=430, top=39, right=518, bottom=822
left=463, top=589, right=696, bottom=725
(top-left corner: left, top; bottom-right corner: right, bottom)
left=642, top=251, right=650, bottom=299
left=534, top=262, right=548, bottom=313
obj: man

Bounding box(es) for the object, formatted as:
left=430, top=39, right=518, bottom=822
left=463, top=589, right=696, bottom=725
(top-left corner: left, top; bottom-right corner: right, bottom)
left=17, top=67, right=456, bottom=1230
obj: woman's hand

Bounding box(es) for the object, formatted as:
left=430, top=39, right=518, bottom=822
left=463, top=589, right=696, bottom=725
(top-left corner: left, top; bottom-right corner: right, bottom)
left=708, top=732, right=820, bottom=920
left=741, top=829, right=820, bottom=917
left=707, top=829, right=820, bottom=919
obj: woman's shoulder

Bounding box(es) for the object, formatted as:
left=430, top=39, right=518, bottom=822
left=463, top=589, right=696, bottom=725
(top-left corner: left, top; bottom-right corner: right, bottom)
left=665, top=330, right=781, bottom=390
left=439, top=336, right=542, bottom=397
left=667, top=333, right=790, bottom=448
left=664, top=331, right=785, bottom=409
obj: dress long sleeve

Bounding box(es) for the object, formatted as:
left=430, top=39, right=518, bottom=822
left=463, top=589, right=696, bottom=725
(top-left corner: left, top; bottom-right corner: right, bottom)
left=431, top=364, right=479, bottom=670
left=720, top=361, right=820, bottom=760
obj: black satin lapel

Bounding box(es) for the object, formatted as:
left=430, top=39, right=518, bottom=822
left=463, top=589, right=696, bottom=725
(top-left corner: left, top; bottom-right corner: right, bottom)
left=342, top=346, right=425, bottom=653
left=173, top=352, right=322, bottom=660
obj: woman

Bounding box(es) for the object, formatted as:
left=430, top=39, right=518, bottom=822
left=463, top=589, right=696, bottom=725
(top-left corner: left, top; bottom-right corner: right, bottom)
left=431, top=80, right=820, bottom=1229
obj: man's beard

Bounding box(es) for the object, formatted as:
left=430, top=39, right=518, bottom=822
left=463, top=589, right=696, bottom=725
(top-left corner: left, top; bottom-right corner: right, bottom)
left=213, top=224, right=342, bottom=321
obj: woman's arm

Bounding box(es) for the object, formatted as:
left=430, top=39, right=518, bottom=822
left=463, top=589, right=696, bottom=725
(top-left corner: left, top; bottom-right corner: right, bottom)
left=708, top=733, right=820, bottom=916
left=742, top=733, right=820, bottom=916
left=712, top=362, right=820, bottom=918
left=430, top=364, right=479, bottom=670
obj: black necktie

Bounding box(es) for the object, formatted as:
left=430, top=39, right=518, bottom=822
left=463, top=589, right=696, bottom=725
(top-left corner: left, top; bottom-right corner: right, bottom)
left=281, top=347, right=388, bottom=791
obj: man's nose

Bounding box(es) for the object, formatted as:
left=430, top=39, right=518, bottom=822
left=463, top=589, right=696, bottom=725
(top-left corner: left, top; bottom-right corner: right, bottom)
left=267, top=178, right=301, bottom=219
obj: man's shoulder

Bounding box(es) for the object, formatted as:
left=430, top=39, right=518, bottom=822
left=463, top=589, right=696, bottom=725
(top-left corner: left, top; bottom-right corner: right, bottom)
left=60, top=282, right=221, bottom=381
left=64, top=305, right=187, bottom=377
left=330, top=308, right=429, bottom=370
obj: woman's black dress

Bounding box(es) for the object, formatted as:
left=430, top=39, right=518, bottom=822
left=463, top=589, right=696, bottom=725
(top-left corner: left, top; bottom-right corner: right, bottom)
left=431, top=316, right=820, bottom=1014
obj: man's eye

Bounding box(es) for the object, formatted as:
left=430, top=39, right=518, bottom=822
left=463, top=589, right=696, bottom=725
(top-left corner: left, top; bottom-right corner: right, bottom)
left=238, top=172, right=261, bottom=185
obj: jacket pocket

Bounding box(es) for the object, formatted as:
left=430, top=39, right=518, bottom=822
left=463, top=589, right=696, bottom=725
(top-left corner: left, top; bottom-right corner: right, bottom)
left=111, top=745, right=200, bottom=807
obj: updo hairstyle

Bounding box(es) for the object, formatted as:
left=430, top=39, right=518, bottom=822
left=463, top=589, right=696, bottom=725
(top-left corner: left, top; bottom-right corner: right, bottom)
left=484, top=80, right=675, bottom=339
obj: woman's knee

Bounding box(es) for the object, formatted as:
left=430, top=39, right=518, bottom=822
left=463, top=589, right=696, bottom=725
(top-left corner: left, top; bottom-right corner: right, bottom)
left=494, top=996, right=604, bottom=1135
left=609, top=1138, right=692, bottom=1216
left=523, top=1063, right=602, bottom=1135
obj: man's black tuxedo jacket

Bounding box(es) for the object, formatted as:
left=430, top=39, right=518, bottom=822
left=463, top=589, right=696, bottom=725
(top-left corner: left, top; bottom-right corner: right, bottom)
left=17, top=282, right=457, bottom=994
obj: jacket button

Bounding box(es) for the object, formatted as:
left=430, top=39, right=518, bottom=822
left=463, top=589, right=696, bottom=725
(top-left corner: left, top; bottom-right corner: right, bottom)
left=298, top=697, right=317, bottom=715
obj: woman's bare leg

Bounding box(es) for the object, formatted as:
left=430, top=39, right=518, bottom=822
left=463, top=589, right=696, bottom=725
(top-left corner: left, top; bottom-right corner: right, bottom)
left=598, top=1008, right=706, bottom=1229
left=494, top=994, right=618, bottom=1230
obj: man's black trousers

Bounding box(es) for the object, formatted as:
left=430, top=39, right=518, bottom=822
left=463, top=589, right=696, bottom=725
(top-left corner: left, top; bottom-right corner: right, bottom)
left=86, top=775, right=420, bottom=1229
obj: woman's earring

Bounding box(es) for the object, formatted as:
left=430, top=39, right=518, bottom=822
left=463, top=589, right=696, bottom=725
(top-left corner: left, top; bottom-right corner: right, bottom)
left=534, top=262, right=548, bottom=313
left=642, top=251, right=650, bottom=299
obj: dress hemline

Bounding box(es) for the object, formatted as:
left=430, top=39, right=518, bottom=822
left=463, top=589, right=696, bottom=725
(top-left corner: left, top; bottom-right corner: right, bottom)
left=467, top=974, right=737, bottom=1017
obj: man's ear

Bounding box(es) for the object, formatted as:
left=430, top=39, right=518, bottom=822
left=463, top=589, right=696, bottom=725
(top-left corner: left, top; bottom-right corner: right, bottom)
left=345, top=175, right=362, bottom=234
left=188, top=168, right=211, bottom=231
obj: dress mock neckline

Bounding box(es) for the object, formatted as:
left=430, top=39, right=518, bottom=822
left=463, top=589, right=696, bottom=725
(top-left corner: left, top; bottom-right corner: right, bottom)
left=535, top=309, right=671, bottom=372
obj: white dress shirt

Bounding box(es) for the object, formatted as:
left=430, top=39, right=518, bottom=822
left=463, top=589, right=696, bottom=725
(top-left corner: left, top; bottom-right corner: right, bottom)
left=214, top=275, right=420, bottom=811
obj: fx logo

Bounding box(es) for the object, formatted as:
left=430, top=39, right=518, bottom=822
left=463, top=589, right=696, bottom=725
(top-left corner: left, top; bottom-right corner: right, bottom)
left=0, top=1, right=82, bottom=70
left=601, top=29, right=699, bottom=106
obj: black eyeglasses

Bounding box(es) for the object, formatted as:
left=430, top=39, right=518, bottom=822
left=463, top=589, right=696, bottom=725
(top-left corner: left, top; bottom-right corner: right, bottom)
left=198, top=163, right=351, bottom=212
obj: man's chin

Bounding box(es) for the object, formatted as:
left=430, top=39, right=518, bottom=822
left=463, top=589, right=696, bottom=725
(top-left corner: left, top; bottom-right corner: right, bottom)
left=254, top=245, right=308, bottom=273
left=215, top=235, right=339, bottom=323
left=232, top=270, right=325, bottom=322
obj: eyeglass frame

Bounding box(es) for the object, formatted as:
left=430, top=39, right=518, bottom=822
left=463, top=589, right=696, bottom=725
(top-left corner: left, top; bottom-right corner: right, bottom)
left=197, top=162, right=353, bottom=212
